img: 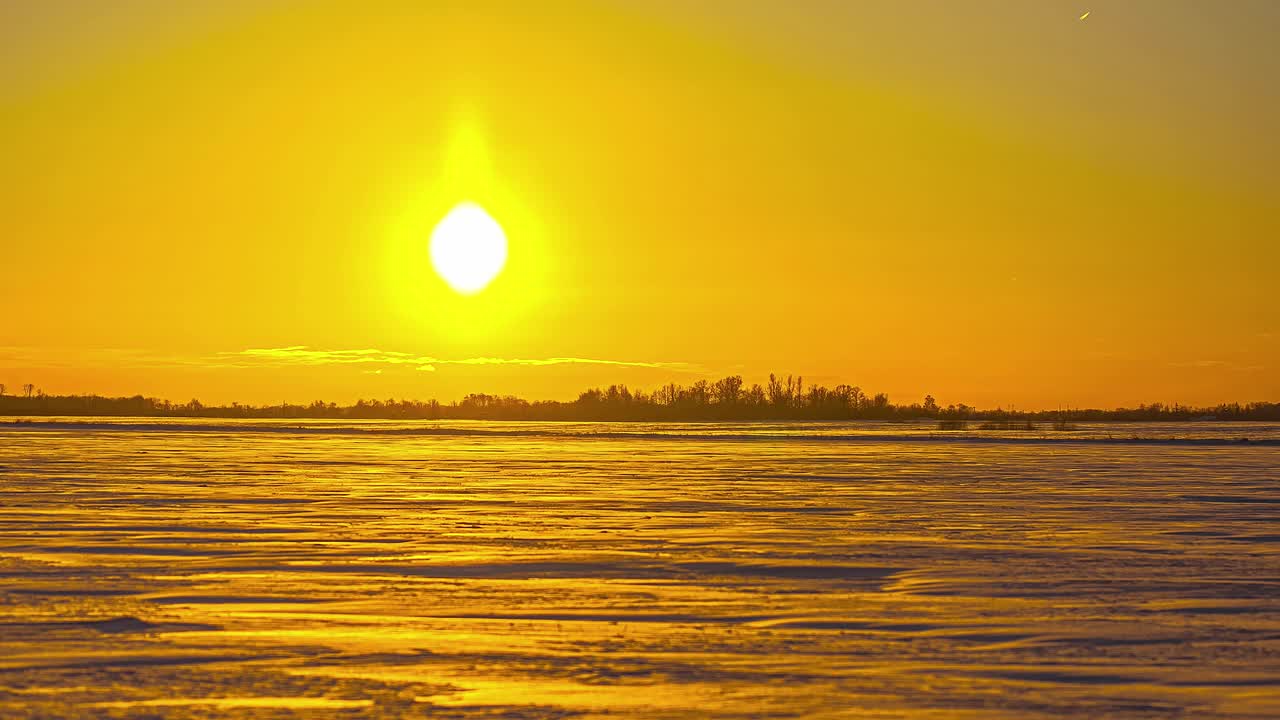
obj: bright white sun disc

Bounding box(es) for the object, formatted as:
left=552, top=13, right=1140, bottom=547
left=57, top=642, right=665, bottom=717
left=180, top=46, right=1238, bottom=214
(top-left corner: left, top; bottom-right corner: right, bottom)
left=429, top=202, right=508, bottom=294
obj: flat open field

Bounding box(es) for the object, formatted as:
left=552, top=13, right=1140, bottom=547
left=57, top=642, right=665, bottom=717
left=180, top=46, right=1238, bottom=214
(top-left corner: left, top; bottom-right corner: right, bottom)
left=1, top=420, right=1277, bottom=718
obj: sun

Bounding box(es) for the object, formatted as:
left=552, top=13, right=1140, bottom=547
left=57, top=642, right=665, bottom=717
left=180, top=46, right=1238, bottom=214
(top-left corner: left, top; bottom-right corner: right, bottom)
left=429, top=202, right=508, bottom=295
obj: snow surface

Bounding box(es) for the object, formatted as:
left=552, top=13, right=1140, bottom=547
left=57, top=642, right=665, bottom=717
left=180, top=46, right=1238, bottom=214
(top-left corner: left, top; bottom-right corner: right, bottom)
left=1, top=420, right=1277, bottom=718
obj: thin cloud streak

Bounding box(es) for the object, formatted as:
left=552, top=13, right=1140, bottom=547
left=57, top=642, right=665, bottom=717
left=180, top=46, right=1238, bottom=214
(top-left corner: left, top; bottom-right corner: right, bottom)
left=1, top=345, right=699, bottom=374
left=227, top=346, right=695, bottom=372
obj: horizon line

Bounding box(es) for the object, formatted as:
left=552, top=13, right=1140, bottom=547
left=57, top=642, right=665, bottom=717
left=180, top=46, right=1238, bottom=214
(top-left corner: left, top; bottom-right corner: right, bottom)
left=0, top=385, right=1275, bottom=418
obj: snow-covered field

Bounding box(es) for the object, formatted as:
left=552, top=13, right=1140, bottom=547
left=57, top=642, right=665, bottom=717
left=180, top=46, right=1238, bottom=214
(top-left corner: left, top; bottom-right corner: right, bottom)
left=1, top=420, right=1277, bottom=718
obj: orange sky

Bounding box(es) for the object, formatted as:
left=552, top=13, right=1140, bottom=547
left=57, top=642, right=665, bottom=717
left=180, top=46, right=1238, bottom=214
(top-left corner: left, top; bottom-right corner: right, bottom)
left=2, top=0, right=1277, bottom=409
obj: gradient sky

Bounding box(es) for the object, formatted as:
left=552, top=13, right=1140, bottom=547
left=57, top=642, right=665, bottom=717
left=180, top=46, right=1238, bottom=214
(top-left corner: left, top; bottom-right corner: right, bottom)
left=2, top=0, right=1276, bottom=409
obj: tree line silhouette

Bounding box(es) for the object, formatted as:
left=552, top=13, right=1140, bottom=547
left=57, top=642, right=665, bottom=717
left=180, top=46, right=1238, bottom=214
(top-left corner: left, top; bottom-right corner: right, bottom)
left=1, top=374, right=1277, bottom=421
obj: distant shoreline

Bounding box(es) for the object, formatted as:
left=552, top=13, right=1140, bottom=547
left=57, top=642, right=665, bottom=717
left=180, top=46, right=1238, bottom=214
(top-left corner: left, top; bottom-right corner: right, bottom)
left=4, top=418, right=1277, bottom=447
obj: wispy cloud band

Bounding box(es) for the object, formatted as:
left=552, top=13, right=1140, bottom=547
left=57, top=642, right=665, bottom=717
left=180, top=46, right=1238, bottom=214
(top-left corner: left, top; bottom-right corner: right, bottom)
left=0, top=345, right=697, bottom=374
left=227, top=346, right=693, bottom=372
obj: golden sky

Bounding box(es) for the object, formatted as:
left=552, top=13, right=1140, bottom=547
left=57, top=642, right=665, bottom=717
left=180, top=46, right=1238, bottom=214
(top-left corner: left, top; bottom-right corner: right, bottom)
left=2, top=0, right=1276, bottom=409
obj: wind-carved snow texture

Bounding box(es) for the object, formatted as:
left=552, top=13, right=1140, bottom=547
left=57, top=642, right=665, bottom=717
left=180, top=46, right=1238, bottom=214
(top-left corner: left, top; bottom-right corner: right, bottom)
left=0, top=420, right=1277, bottom=718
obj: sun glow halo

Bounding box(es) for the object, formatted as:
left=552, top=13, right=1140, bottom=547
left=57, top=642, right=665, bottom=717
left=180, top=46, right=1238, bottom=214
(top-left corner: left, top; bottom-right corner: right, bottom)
left=429, top=202, right=508, bottom=295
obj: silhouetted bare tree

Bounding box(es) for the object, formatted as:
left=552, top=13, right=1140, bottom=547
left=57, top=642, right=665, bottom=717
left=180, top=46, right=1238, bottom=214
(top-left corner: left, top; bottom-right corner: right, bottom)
left=713, top=375, right=743, bottom=406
